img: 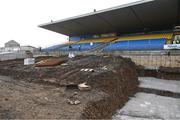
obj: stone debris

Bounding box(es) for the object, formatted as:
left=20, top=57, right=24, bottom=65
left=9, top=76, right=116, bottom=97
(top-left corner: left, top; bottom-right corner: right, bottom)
left=78, top=83, right=92, bottom=91
left=66, top=96, right=81, bottom=105
left=73, top=92, right=78, bottom=95
left=24, top=58, right=35, bottom=65
left=43, top=78, right=58, bottom=84
left=68, top=53, right=75, bottom=58
left=80, top=68, right=94, bottom=72
left=101, top=66, right=108, bottom=70
left=61, top=63, right=68, bottom=66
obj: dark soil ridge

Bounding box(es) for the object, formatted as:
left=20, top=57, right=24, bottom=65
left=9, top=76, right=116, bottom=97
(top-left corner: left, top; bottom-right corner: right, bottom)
left=137, top=66, right=180, bottom=80
left=139, top=88, right=180, bottom=98
left=0, top=55, right=139, bottom=119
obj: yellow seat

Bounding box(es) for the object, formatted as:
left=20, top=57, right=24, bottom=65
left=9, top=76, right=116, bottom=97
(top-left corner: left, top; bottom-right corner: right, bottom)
left=76, top=37, right=116, bottom=44
left=115, top=33, right=173, bottom=42
left=63, top=33, right=174, bottom=45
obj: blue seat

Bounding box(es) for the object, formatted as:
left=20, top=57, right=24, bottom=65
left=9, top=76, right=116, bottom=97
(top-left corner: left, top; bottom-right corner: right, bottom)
left=103, top=38, right=166, bottom=51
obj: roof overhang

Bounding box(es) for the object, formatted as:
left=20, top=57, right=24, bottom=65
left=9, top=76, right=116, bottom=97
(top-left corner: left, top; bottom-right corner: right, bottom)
left=39, top=0, right=180, bottom=36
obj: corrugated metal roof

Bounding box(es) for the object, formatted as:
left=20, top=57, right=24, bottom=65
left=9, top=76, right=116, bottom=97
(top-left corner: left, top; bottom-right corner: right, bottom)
left=39, top=0, right=180, bottom=36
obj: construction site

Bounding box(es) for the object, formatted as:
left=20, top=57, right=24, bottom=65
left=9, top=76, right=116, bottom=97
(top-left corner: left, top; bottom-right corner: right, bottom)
left=0, top=0, right=180, bottom=119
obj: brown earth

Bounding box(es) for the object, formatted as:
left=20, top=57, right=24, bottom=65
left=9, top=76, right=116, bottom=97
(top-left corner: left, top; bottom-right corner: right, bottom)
left=0, top=55, right=138, bottom=119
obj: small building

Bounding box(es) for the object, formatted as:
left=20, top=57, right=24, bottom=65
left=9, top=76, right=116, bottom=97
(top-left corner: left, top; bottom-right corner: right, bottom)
left=20, top=46, right=39, bottom=53
left=5, top=40, right=20, bottom=48
left=4, top=40, right=20, bottom=52
left=0, top=40, right=38, bottom=53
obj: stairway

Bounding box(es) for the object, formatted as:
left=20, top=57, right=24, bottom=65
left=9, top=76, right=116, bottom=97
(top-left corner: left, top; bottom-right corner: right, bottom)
left=86, top=38, right=119, bottom=52
left=50, top=41, right=80, bottom=52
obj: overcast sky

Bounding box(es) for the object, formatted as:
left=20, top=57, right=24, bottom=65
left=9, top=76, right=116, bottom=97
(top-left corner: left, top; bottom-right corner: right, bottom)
left=0, top=0, right=138, bottom=48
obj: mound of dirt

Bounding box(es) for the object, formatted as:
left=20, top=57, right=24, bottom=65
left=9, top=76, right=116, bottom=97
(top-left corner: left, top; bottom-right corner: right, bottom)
left=0, top=55, right=138, bottom=119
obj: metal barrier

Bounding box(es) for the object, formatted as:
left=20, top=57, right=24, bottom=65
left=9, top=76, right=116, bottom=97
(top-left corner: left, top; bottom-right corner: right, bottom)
left=0, top=51, right=29, bottom=61
left=34, top=50, right=180, bottom=68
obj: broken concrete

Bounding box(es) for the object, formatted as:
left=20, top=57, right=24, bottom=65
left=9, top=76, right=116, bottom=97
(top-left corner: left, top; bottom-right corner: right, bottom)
left=78, top=83, right=91, bottom=91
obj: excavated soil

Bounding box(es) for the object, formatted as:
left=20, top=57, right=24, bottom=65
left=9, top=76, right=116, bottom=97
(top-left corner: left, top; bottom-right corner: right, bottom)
left=139, top=88, right=180, bottom=98
left=0, top=55, right=138, bottom=119
left=137, top=65, right=180, bottom=80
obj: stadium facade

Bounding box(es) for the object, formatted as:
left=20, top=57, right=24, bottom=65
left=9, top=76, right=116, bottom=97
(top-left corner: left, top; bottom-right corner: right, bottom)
left=39, top=0, right=180, bottom=52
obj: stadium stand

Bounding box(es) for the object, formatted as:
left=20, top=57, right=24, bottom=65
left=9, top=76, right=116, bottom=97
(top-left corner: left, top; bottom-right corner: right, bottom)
left=103, top=33, right=172, bottom=51
left=43, top=32, right=175, bottom=52
left=40, top=0, right=180, bottom=52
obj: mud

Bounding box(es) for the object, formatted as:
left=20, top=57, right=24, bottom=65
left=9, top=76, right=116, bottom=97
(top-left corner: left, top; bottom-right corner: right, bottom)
left=0, top=55, right=138, bottom=119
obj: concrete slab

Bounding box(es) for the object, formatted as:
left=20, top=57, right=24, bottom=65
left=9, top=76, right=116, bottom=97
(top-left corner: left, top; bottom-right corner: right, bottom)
left=139, top=77, right=180, bottom=93
left=144, top=66, right=159, bottom=70
left=113, top=93, right=180, bottom=120
left=114, top=115, right=162, bottom=120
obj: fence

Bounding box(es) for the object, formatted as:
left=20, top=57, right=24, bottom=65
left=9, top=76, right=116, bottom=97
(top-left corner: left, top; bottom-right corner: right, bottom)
left=0, top=51, right=29, bottom=61
left=123, top=55, right=180, bottom=67
left=34, top=50, right=180, bottom=68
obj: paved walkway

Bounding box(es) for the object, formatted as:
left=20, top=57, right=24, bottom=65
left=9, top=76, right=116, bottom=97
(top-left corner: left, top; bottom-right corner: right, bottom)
left=113, top=77, right=180, bottom=120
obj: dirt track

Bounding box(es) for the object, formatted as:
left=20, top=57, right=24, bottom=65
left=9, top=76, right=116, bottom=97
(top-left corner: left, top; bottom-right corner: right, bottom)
left=0, top=55, right=138, bottom=119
